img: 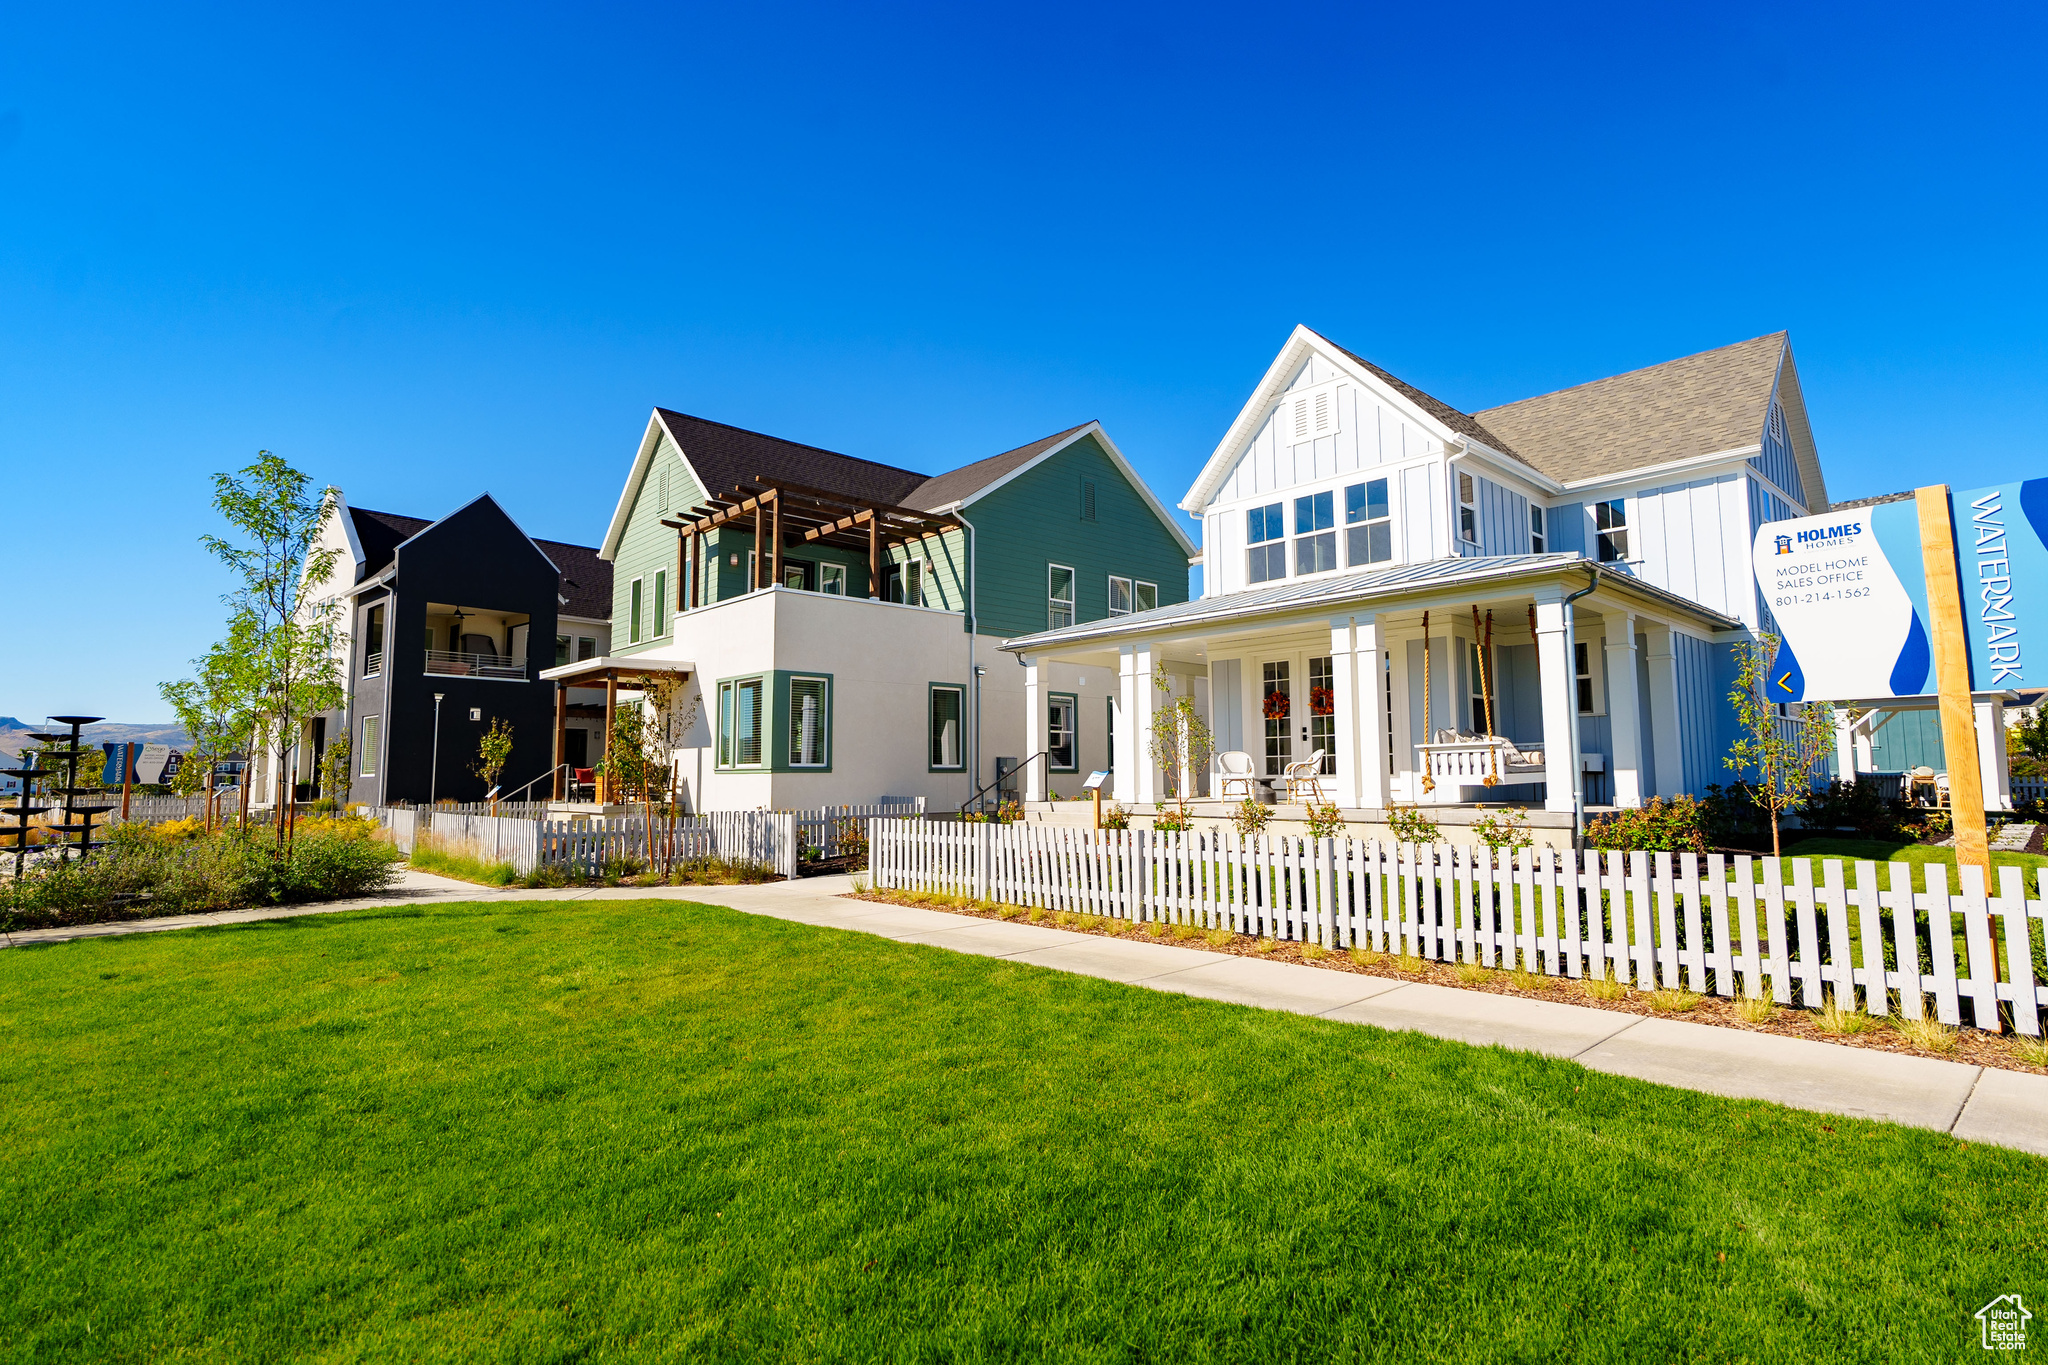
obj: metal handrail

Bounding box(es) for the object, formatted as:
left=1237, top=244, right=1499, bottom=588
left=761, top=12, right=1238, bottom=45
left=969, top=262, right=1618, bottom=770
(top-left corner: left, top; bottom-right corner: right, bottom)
left=498, top=764, right=569, bottom=805
left=959, top=749, right=1049, bottom=816
left=423, top=649, right=526, bottom=679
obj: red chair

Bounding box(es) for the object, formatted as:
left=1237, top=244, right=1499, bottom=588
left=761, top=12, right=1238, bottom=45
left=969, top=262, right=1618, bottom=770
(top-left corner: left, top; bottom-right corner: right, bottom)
left=573, top=768, right=595, bottom=801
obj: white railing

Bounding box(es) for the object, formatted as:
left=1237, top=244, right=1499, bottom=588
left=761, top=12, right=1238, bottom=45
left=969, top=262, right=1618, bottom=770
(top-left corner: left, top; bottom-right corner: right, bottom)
left=540, top=811, right=797, bottom=878
left=1417, top=738, right=1546, bottom=786
left=423, top=650, right=526, bottom=680
left=868, top=822, right=2048, bottom=1037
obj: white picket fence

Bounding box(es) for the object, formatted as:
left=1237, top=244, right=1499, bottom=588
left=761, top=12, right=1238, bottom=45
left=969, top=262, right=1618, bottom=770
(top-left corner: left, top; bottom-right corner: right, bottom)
left=868, top=822, right=2048, bottom=1037
left=792, top=801, right=923, bottom=860
left=539, top=811, right=798, bottom=878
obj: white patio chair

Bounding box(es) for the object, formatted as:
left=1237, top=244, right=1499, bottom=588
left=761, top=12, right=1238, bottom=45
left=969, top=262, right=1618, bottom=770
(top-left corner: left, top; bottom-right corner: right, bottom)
left=1215, top=751, right=1258, bottom=800
left=1283, top=749, right=1329, bottom=804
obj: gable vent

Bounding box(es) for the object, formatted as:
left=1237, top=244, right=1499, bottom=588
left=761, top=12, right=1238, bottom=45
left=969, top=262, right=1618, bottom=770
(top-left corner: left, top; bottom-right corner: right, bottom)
left=658, top=466, right=671, bottom=513
left=1080, top=479, right=1097, bottom=522
left=1286, top=388, right=1340, bottom=445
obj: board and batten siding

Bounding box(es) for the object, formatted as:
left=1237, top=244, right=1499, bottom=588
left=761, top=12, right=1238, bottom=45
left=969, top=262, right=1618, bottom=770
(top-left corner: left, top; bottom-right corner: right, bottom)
left=1454, top=471, right=1533, bottom=558
left=1750, top=399, right=1807, bottom=508
left=1624, top=473, right=1754, bottom=625
left=611, top=432, right=705, bottom=652
left=1210, top=353, right=1448, bottom=505
left=972, top=433, right=1188, bottom=641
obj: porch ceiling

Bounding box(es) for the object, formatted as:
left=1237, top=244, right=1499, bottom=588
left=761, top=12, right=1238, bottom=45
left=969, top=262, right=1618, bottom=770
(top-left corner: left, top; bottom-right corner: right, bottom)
left=538, top=655, right=696, bottom=687
left=1002, top=554, right=1740, bottom=659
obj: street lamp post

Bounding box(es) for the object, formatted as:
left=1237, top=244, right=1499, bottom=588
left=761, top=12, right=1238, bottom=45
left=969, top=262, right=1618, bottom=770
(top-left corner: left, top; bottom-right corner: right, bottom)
left=430, top=693, right=445, bottom=806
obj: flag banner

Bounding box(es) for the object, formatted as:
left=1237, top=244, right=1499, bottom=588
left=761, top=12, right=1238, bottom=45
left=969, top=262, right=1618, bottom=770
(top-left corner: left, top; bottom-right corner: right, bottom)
left=1754, top=482, right=2048, bottom=702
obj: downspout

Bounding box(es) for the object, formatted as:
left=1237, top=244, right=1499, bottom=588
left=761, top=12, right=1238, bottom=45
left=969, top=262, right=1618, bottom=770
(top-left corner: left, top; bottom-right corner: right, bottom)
left=955, top=509, right=980, bottom=806
left=1561, top=563, right=1601, bottom=848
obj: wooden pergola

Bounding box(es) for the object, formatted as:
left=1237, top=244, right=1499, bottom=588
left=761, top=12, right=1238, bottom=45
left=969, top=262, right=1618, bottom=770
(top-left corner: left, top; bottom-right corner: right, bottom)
left=660, top=475, right=961, bottom=604
left=539, top=656, right=695, bottom=801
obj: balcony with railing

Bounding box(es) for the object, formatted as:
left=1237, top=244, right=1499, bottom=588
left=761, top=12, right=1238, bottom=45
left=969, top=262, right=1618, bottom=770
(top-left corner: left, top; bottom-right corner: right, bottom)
left=424, top=650, right=528, bottom=681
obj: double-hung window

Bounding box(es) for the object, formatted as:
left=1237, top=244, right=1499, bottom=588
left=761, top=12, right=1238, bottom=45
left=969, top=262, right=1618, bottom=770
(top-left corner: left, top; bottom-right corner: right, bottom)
left=929, top=684, right=965, bottom=770
left=718, top=677, right=766, bottom=767
left=1134, top=580, right=1157, bottom=611
left=1595, top=499, right=1628, bottom=562
left=1294, top=491, right=1337, bottom=574
left=788, top=676, right=829, bottom=768
left=629, top=578, right=644, bottom=644
left=1047, top=565, right=1075, bottom=628
left=1246, top=503, right=1286, bottom=583
left=1457, top=472, right=1480, bottom=545
left=1048, top=694, right=1078, bottom=772
left=1108, top=576, right=1133, bottom=616
left=1530, top=505, right=1546, bottom=554
left=358, top=716, right=379, bottom=777
left=1344, top=478, right=1392, bottom=566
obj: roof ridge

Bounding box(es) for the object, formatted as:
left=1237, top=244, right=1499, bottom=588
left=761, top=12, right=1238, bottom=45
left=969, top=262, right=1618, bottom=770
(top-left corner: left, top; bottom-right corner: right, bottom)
left=1475, top=331, right=1788, bottom=416
left=1318, top=335, right=1533, bottom=467
left=654, top=407, right=933, bottom=480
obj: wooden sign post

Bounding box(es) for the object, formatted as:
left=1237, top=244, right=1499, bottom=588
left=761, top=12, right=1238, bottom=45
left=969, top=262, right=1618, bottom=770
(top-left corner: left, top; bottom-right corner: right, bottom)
left=1915, top=486, right=1991, bottom=873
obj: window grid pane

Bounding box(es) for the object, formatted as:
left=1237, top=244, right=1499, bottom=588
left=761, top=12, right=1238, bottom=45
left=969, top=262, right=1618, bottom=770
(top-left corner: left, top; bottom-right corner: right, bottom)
left=789, top=677, right=827, bottom=767
left=1263, top=661, right=1291, bottom=776
left=1048, top=697, right=1077, bottom=771
left=1309, top=656, right=1335, bottom=773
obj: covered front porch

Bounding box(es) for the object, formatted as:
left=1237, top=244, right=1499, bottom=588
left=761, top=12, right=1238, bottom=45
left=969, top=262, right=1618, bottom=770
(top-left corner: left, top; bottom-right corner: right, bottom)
left=1005, top=555, right=1742, bottom=823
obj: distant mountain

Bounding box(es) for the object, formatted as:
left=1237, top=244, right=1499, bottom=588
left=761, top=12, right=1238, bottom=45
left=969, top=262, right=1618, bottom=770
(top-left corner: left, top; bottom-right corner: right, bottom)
left=0, top=718, right=22, bottom=729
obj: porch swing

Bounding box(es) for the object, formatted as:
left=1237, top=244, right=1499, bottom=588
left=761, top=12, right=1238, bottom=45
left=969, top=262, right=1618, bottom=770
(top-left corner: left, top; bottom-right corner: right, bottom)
left=1414, top=606, right=1547, bottom=796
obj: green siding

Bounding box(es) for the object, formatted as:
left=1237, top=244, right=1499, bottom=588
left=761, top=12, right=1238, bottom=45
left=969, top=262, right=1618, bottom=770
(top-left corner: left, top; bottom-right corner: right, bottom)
left=611, top=433, right=703, bottom=654
left=968, top=433, right=1189, bottom=640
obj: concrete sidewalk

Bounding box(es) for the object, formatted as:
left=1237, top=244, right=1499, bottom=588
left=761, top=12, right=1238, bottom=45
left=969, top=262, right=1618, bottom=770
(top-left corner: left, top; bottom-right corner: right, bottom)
left=6, top=870, right=2044, bottom=1157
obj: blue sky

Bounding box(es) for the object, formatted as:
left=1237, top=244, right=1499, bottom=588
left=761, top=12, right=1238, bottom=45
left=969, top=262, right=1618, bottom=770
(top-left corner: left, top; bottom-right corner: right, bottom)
left=3, top=2, right=2043, bottom=721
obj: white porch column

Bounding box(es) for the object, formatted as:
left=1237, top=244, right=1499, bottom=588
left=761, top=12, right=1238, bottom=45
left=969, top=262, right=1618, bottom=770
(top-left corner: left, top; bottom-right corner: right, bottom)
left=1329, top=616, right=1362, bottom=807
left=1131, top=641, right=1160, bottom=805
left=1023, top=655, right=1047, bottom=803
left=1835, top=712, right=1858, bottom=785
left=1603, top=608, right=1643, bottom=808
left=1113, top=646, right=1139, bottom=804
left=1533, top=591, right=1578, bottom=815
left=1976, top=698, right=2012, bottom=811
left=1855, top=716, right=1877, bottom=773
left=1643, top=625, right=1681, bottom=798
left=1357, top=615, right=1389, bottom=809
left=1386, top=626, right=1416, bottom=801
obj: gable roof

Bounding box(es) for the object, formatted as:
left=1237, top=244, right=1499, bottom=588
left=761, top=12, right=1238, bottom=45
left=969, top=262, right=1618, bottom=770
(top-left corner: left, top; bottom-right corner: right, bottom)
left=1320, top=340, right=1532, bottom=468
left=902, top=421, right=1094, bottom=510
left=348, top=500, right=610, bottom=619
left=1472, top=332, right=1789, bottom=486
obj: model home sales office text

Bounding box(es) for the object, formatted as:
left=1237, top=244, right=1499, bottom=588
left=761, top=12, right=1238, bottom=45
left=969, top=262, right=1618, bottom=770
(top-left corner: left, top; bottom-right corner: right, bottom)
left=1752, top=482, right=2048, bottom=703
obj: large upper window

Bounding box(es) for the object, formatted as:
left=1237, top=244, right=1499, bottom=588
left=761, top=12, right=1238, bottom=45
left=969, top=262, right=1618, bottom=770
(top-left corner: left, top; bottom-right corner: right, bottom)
left=788, top=676, right=829, bottom=768
left=889, top=559, right=926, bottom=606
left=1457, top=472, right=1480, bottom=545
left=1595, top=499, right=1628, bottom=562
left=1294, top=492, right=1337, bottom=574
left=1134, top=580, right=1157, bottom=612
left=1530, top=505, right=1546, bottom=554
left=819, top=563, right=847, bottom=596
left=1047, top=564, right=1075, bottom=628
left=1246, top=503, right=1286, bottom=583
left=1108, top=576, right=1133, bottom=616
left=718, top=677, right=765, bottom=767
left=929, top=684, right=965, bottom=770
left=363, top=604, right=386, bottom=677
left=1345, top=479, right=1392, bottom=566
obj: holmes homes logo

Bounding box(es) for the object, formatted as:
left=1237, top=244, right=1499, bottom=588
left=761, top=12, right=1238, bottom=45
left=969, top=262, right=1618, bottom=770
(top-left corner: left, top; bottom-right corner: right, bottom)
left=1977, top=1294, right=2031, bottom=1350
left=1774, top=534, right=1793, bottom=555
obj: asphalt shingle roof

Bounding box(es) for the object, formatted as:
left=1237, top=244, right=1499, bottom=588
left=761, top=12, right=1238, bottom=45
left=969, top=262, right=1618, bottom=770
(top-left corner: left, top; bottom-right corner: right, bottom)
left=901, top=422, right=1095, bottom=510
left=653, top=409, right=932, bottom=508
left=1471, top=333, right=1787, bottom=484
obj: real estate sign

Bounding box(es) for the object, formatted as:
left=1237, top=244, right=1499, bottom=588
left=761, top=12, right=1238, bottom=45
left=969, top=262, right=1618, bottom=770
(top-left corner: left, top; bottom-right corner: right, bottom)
left=1752, top=482, right=2048, bottom=702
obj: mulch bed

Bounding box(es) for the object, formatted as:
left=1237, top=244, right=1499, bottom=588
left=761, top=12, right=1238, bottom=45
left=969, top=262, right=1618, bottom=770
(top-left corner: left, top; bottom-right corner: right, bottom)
left=847, top=889, right=2048, bottom=1077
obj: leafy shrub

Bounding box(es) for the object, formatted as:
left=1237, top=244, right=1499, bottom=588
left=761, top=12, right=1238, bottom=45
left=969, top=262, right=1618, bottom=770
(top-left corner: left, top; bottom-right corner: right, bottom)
left=1304, top=802, right=1346, bottom=840
left=1797, top=779, right=1903, bottom=840
left=1585, top=796, right=1709, bottom=855
left=1469, top=809, right=1533, bottom=856
left=1385, top=804, right=1440, bottom=846
left=1100, top=803, right=1130, bottom=831
left=1229, top=799, right=1272, bottom=838
left=0, top=819, right=400, bottom=930
left=1152, top=804, right=1195, bottom=834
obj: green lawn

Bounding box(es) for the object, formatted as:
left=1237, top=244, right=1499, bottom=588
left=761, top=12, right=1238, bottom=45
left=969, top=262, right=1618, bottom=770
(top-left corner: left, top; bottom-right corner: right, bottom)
left=1779, top=837, right=2048, bottom=891
left=1, top=899, right=2039, bottom=1362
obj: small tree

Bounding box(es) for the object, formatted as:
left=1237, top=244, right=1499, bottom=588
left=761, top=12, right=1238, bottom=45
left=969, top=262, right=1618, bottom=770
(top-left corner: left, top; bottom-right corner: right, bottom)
left=1149, top=670, right=1214, bottom=811
left=198, top=454, right=344, bottom=846
left=473, top=718, right=513, bottom=808
left=320, top=734, right=352, bottom=810
left=1724, top=633, right=1836, bottom=856
left=162, top=623, right=262, bottom=828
